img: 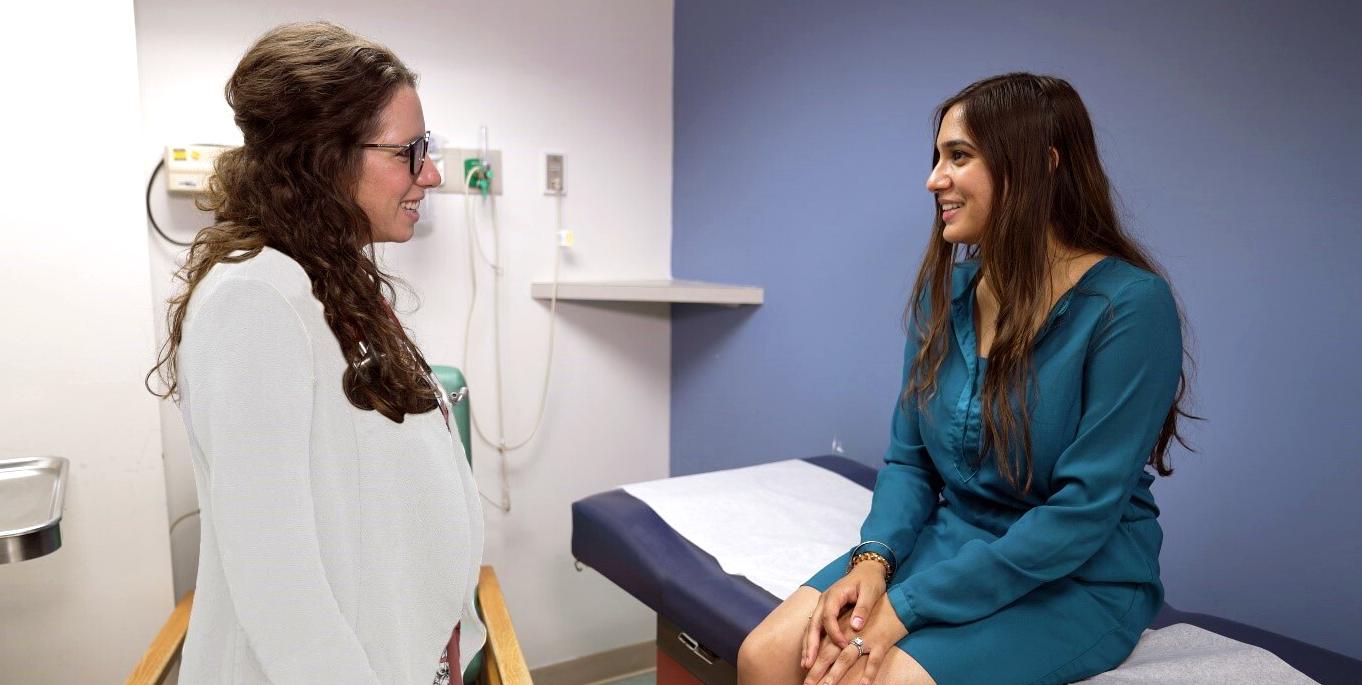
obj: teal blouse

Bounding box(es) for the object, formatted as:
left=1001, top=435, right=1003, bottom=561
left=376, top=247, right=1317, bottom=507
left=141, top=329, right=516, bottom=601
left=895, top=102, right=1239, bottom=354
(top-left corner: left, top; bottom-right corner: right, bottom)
left=862, top=256, right=1182, bottom=631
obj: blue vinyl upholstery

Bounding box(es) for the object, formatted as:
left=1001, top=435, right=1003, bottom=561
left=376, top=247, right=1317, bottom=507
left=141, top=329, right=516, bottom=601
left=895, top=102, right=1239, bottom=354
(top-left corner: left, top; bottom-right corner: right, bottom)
left=571, top=456, right=1361, bottom=683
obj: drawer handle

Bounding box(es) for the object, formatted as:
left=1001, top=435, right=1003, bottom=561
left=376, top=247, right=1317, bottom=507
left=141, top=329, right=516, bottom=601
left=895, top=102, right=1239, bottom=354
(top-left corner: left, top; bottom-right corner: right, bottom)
left=677, top=631, right=716, bottom=665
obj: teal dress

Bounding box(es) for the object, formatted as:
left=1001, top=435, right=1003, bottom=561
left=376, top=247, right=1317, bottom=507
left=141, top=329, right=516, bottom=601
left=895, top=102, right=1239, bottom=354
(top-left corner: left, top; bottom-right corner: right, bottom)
left=806, top=257, right=1181, bottom=685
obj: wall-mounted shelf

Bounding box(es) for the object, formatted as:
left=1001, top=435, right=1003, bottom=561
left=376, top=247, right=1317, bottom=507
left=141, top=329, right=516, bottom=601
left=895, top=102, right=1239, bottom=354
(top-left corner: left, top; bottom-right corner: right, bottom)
left=530, top=279, right=763, bottom=306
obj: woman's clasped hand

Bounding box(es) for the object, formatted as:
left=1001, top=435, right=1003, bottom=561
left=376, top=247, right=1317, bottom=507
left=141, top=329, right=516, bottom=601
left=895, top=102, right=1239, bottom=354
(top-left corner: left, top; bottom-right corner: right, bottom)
left=802, top=561, right=907, bottom=685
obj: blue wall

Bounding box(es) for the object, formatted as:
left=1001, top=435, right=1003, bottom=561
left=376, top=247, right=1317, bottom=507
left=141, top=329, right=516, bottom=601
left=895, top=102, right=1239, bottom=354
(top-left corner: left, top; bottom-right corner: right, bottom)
left=672, top=0, right=1362, bottom=659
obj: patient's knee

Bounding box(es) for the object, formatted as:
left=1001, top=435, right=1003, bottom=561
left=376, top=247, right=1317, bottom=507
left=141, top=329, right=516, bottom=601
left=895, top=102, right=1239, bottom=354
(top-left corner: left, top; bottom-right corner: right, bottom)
left=737, top=624, right=785, bottom=683
left=736, top=630, right=764, bottom=679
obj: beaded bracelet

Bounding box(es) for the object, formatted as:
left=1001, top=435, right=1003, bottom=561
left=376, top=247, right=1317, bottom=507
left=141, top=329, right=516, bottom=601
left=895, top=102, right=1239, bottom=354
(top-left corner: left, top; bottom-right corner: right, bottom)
left=849, top=551, right=893, bottom=582
left=846, top=540, right=897, bottom=581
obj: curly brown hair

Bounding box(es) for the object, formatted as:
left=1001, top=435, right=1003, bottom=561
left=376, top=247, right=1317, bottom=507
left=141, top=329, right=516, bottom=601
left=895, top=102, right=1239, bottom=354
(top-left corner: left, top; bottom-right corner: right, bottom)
left=147, top=21, right=438, bottom=423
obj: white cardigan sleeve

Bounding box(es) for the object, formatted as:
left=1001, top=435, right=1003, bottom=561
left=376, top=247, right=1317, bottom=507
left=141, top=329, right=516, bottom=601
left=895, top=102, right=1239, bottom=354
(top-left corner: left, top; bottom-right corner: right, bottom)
left=186, top=277, right=381, bottom=685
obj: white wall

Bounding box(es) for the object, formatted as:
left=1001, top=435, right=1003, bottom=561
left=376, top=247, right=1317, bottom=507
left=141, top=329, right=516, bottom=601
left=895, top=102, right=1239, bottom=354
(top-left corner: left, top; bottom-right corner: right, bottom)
left=0, top=2, right=175, bottom=683
left=135, top=0, right=674, bottom=669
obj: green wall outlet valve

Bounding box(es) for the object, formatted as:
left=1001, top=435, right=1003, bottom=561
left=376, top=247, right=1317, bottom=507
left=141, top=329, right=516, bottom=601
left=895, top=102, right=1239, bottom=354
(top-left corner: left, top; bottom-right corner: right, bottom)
left=464, top=158, right=493, bottom=196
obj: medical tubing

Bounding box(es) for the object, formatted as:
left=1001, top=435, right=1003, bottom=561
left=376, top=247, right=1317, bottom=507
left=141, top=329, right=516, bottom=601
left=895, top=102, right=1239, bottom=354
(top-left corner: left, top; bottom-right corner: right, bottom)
left=491, top=192, right=514, bottom=511
left=502, top=193, right=561, bottom=451
left=489, top=190, right=512, bottom=511
left=460, top=180, right=564, bottom=511
left=459, top=188, right=504, bottom=452
left=462, top=183, right=508, bottom=511
left=146, top=159, right=193, bottom=247
left=464, top=164, right=499, bottom=270
left=491, top=191, right=508, bottom=454
left=169, top=508, right=201, bottom=535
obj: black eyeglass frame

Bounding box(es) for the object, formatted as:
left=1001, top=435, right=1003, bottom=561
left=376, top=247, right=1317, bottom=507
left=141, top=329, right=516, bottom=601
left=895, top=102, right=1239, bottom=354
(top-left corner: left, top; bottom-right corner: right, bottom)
left=360, top=130, right=431, bottom=177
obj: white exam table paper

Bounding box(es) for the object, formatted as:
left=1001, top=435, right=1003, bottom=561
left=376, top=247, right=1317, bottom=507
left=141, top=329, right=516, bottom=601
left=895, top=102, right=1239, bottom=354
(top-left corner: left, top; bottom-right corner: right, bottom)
left=622, top=459, right=871, bottom=599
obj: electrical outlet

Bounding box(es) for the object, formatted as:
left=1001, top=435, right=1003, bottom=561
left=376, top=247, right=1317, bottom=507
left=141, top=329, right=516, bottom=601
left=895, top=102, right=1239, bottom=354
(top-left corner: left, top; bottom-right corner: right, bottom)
left=544, top=152, right=565, bottom=195
left=432, top=147, right=503, bottom=195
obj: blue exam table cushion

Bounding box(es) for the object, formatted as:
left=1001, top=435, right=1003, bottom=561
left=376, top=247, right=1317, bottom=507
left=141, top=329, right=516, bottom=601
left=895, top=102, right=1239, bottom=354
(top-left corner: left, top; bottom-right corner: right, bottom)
left=571, top=456, right=1360, bottom=683
left=570, top=456, right=871, bottom=664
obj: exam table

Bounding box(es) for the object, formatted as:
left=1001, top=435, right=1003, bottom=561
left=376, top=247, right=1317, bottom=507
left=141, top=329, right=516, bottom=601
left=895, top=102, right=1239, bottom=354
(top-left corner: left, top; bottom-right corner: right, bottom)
left=571, top=455, right=1361, bottom=685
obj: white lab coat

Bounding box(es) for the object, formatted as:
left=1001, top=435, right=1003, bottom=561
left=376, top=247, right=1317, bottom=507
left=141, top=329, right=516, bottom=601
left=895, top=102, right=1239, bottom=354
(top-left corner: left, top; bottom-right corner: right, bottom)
left=175, top=246, right=485, bottom=684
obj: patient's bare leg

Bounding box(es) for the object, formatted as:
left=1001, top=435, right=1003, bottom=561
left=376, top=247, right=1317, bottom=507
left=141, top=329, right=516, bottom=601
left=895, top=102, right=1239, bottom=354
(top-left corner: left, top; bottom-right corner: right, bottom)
left=837, top=645, right=937, bottom=685
left=738, top=586, right=936, bottom=685
left=737, top=586, right=820, bottom=684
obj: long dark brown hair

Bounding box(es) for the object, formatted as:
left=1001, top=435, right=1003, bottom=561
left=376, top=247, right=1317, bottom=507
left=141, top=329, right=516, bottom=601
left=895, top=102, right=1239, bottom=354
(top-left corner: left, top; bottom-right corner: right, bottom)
left=906, top=73, right=1197, bottom=493
left=147, top=22, right=437, bottom=423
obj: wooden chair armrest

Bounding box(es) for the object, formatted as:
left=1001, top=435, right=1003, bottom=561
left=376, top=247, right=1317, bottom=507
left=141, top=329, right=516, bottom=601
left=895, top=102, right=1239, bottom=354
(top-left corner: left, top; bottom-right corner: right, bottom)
left=125, top=568, right=527, bottom=685
left=126, top=589, right=195, bottom=685
left=478, top=565, right=532, bottom=684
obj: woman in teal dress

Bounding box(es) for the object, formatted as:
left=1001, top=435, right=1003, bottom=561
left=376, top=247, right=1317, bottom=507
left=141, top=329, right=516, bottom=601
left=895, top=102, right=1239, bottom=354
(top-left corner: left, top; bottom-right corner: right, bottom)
left=737, top=73, right=1194, bottom=685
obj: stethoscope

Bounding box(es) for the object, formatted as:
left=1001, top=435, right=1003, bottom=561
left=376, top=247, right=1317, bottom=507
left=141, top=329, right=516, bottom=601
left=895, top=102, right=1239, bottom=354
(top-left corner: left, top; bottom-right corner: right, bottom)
left=425, top=369, right=466, bottom=429
left=354, top=340, right=464, bottom=430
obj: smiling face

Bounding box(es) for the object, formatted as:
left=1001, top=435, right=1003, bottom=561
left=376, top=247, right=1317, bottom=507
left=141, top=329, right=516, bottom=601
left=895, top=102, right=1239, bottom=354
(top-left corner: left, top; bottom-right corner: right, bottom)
left=356, top=85, right=442, bottom=243
left=926, top=105, right=994, bottom=245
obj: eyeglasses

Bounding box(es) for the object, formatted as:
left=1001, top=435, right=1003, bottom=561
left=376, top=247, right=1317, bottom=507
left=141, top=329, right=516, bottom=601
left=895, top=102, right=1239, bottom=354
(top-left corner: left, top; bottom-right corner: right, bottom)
left=360, top=130, right=431, bottom=177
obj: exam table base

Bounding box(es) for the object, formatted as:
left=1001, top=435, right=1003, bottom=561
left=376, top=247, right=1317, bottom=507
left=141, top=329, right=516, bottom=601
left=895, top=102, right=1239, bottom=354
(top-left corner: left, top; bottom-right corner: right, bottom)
left=657, top=615, right=736, bottom=685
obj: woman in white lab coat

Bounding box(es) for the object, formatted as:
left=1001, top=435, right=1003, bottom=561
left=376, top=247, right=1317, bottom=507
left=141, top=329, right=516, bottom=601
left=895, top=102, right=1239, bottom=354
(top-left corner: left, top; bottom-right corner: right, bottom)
left=147, top=22, right=483, bottom=685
